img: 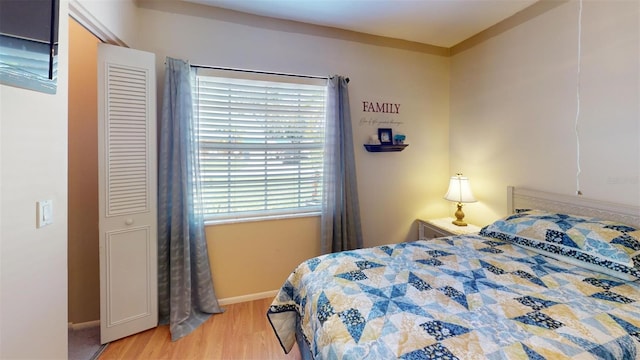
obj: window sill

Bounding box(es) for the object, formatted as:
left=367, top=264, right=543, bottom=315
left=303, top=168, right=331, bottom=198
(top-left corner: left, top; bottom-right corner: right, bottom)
left=204, top=211, right=321, bottom=226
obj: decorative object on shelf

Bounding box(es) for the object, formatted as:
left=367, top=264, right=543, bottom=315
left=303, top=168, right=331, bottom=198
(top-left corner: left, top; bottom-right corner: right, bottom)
left=363, top=144, right=408, bottom=152
left=368, top=134, right=381, bottom=145
left=444, top=173, right=477, bottom=226
left=378, top=128, right=393, bottom=145
left=393, top=134, right=406, bottom=145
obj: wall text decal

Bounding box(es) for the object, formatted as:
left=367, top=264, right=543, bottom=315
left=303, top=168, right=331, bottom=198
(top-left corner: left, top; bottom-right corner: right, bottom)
left=358, top=118, right=404, bottom=127
left=358, top=100, right=404, bottom=130
left=362, top=101, right=400, bottom=114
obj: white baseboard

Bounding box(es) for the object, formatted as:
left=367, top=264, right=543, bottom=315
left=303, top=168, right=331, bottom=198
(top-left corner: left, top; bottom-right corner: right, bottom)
left=218, top=290, right=279, bottom=305
left=68, top=319, right=100, bottom=331
left=67, top=291, right=279, bottom=328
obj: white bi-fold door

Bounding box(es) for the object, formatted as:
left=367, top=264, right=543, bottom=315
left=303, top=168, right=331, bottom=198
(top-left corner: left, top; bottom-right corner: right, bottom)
left=97, top=43, right=157, bottom=344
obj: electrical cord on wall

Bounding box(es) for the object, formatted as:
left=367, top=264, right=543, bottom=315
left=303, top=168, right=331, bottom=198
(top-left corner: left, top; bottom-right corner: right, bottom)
left=575, top=0, right=583, bottom=196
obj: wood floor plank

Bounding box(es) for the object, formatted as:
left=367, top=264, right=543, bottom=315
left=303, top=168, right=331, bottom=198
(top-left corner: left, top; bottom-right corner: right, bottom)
left=98, top=297, right=302, bottom=360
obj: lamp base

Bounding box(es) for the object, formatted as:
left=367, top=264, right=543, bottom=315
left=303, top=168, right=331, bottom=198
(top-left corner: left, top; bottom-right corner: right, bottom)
left=451, top=219, right=468, bottom=227
left=451, top=203, right=468, bottom=227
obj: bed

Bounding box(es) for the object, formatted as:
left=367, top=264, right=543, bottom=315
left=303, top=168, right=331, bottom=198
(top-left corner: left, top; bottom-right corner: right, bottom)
left=267, top=187, right=640, bottom=359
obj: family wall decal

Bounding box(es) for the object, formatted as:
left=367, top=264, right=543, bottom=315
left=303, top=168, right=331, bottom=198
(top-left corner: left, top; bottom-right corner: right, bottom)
left=359, top=101, right=404, bottom=128
left=362, top=101, right=400, bottom=114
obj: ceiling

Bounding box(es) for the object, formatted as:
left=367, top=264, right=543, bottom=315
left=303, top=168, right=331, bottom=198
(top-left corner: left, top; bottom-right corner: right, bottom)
left=184, top=0, right=538, bottom=48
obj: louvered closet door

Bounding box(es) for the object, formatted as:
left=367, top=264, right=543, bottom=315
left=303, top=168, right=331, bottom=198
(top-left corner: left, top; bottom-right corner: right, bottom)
left=97, top=43, right=157, bottom=344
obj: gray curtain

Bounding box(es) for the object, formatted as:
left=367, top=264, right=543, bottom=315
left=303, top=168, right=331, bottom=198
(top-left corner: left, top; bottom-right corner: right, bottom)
left=158, top=57, right=223, bottom=341
left=321, top=75, right=363, bottom=253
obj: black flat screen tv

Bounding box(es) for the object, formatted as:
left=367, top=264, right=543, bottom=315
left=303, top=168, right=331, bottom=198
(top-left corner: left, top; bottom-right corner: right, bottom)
left=0, top=0, right=60, bottom=94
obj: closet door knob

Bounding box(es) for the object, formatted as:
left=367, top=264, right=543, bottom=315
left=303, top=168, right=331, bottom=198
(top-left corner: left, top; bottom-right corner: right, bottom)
left=125, top=218, right=134, bottom=225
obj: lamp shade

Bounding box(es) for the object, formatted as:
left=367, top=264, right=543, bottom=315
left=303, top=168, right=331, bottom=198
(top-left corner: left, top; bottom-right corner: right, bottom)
left=444, top=174, right=477, bottom=203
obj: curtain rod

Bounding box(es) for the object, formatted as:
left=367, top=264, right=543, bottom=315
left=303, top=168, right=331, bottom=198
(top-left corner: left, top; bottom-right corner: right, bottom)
left=190, top=64, right=349, bottom=83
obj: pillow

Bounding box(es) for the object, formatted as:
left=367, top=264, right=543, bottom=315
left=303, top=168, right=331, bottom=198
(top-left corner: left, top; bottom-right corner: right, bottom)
left=508, top=242, right=638, bottom=281
left=480, top=210, right=640, bottom=279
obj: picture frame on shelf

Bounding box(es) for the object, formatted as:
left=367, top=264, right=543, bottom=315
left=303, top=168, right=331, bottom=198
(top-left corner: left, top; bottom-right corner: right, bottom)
left=378, top=128, right=393, bottom=145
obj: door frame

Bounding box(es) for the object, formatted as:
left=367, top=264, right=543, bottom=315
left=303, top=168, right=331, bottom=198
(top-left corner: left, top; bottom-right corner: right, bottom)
left=69, top=0, right=127, bottom=46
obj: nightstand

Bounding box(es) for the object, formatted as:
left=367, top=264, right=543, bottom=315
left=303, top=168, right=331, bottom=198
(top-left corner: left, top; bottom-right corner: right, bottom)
left=417, top=218, right=482, bottom=240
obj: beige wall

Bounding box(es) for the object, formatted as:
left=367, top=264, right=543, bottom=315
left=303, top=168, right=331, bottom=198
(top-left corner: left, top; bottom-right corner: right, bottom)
left=134, top=2, right=451, bottom=300
left=0, top=1, right=69, bottom=357
left=450, top=0, right=639, bottom=226
left=206, top=217, right=321, bottom=299
left=68, top=18, right=101, bottom=324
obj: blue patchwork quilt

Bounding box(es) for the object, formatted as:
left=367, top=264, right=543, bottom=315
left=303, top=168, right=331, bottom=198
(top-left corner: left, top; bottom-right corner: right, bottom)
left=267, top=235, right=640, bottom=359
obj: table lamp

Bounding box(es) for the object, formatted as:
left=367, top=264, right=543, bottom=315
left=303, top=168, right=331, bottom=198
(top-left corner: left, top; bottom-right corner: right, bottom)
left=444, top=173, right=477, bottom=226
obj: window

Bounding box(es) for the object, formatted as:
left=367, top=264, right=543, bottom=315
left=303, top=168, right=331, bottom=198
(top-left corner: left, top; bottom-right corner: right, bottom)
left=193, top=70, right=327, bottom=222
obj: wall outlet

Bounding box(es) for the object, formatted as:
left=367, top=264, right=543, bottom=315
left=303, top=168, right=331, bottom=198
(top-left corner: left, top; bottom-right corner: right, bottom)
left=37, top=200, right=53, bottom=228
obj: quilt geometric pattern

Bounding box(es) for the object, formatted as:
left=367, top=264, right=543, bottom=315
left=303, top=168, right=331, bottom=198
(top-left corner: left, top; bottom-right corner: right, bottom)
left=482, top=210, right=640, bottom=269
left=267, top=235, right=640, bottom=359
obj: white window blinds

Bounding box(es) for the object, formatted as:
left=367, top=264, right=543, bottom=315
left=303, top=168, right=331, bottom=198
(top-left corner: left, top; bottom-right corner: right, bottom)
left=193, top=71, right=327, bottom=221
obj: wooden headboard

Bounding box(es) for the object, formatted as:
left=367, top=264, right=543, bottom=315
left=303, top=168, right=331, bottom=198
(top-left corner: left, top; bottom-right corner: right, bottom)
left=507, top=186, right=640, bottom=227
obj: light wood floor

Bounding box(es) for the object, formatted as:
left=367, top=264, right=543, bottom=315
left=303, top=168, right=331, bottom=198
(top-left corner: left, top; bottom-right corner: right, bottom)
left=98, top=297, right=302, bottom=360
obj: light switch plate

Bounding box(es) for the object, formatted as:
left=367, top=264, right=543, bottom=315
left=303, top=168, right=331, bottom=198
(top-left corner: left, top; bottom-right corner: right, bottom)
left=37, top=200, right=53, bottom=228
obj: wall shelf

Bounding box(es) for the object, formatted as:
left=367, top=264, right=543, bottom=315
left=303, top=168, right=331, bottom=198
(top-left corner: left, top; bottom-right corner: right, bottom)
left=364, top=144, right=409, bottom=152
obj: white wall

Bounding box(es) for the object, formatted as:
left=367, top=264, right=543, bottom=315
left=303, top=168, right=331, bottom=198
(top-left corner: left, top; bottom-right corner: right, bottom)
left=0, top=1, right=69, bottom=358
left=135, top=2, right=452, bottom=248
left=450, top=0, right=639, bottom=226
